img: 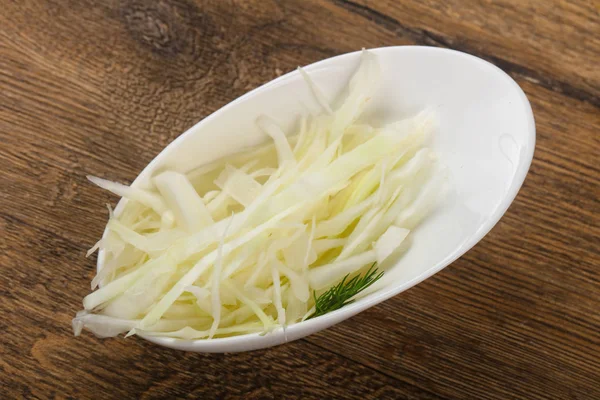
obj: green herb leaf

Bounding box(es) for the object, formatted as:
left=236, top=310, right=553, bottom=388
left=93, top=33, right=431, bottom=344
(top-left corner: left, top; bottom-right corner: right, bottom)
left=307, top=263, right=383, bottom=320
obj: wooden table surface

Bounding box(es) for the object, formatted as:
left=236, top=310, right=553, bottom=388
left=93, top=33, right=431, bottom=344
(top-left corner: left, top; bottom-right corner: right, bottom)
left=2, top=1, right=599, bottom=399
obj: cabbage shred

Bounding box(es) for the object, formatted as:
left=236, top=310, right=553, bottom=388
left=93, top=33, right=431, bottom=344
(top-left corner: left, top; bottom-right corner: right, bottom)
left=74, top=50, right=442, bottom=340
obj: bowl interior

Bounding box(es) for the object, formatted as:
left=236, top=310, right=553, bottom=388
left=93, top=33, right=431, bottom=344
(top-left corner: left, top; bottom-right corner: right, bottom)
left=103, top=46, right=535, bottom=352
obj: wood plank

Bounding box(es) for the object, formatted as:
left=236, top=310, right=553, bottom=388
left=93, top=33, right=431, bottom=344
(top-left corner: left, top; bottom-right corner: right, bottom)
left=330, top=0, right=600, bottom=105
left=1, top=0, right=598, bottom=399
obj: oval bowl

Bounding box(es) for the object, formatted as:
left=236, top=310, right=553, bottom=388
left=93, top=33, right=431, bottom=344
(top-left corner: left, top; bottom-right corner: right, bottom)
left=98, top=46, right=535, bottom=352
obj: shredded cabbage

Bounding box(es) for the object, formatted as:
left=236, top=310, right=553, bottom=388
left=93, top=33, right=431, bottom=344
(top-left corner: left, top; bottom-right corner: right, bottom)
left=75, top=50, right=443, bottom=340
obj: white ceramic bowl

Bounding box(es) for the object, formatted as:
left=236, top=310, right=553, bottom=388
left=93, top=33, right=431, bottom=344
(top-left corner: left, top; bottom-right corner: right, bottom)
left=99, top=46, right=535, bottom=352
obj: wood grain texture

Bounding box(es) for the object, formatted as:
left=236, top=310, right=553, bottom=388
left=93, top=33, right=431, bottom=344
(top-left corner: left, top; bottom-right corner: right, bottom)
left=1, top=0, right=598, bottom=399
left=334, top=0, right=600, bottom=106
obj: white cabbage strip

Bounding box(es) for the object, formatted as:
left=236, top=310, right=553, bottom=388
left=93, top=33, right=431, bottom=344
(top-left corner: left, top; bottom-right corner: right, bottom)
left=75, top=50, right=443, bottom=340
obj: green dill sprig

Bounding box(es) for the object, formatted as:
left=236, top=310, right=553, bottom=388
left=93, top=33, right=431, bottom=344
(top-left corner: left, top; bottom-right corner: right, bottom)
left=307, top=263, right=383, bottom=320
